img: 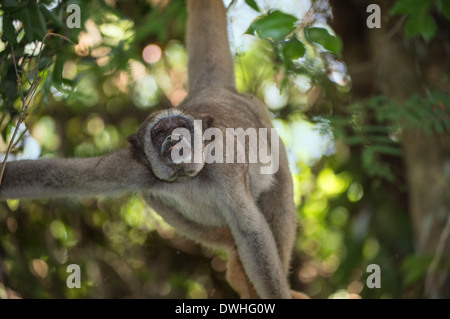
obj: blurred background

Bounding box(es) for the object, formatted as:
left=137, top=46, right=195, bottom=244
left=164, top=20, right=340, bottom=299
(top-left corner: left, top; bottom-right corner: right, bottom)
left=0, top=0, right=449, bottom=298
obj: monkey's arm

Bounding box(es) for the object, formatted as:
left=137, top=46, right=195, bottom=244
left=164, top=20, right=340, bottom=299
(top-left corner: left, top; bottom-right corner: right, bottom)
left=0, top=149, right=154, bottom=199
left=187, top=0, right=235, bottom=92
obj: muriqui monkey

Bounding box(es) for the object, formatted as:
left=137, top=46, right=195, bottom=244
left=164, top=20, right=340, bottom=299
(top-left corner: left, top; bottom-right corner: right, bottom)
left=0, top=0, right=308, bottom=299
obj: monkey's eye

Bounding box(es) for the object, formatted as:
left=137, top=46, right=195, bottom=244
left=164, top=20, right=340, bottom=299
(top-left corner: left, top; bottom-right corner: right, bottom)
left=154, top=128, right=166, bottom=136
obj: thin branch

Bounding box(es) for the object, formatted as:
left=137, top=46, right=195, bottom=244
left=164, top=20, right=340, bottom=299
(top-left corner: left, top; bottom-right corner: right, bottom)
left=383, top=15, right=407, bottom=41
left=0, top=59, right=49, bottom=185
left=11, top=128, right=29, bottom=150
left=297, top=0, right=323, bottom=32
left=425, top=213, right=450, bottom=297
left=10, top=45, right=24, bottom=101
left=0, top=33, right=74, bottom=185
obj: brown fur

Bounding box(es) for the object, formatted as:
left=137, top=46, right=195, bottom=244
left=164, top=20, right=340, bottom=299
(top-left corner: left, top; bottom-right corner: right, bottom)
left=0, top=0, right=308, bottom=299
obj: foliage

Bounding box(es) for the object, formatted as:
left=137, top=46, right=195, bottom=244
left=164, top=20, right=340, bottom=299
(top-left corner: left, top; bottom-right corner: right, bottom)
left=243, top=0, right=449, bottom=299
left=243, top=0, right=347, bottom=101
left=0, top=0, right=449, bottom=299
left=329, top=91, right=450, bottom=182
left=389, top=0, right=450, bottom=41
left=0, top=0, right=218, bottom=299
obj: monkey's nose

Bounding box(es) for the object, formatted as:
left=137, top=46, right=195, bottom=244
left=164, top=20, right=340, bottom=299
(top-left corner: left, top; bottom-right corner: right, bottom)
left=168, top=133, right=182, bottom=142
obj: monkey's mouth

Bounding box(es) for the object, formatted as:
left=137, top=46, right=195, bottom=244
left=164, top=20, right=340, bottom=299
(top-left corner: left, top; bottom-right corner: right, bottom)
left=163, top=144, right=184, bottom=160
left=167, top=144, right=182, bottom=155
left=162, top=139, right=193, bottom=164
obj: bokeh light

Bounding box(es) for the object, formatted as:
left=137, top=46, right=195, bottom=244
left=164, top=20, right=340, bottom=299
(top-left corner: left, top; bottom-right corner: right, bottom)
left=142, top=44, right=162, bottom=64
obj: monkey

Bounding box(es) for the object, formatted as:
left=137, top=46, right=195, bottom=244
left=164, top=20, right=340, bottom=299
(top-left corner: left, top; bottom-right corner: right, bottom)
left=130, top=109, right=209, bottom=182
left=0, top=0, right=308, bottom=299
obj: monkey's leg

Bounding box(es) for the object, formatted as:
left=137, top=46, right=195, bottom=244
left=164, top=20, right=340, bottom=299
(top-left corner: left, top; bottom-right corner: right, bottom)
left=145, top=194, right=264, bottom=298
left=225, top=249, right=259, bottom=299
left=226, top=249, right=310, bottom=299
left=145, top=194, right=268, bottom=299
left=219, top=189, right=291, bottom=299
left=257, top=183, right=297, bottom=273
left=144, top=194, right=265, bottom=298
left=258, top=172, right=310, bottom=299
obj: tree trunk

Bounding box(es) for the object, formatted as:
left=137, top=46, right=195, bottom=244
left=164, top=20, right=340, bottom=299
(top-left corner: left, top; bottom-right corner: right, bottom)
left=330, top=0, right=450, bottom=298
left=372, top=29, right=450, bottom=298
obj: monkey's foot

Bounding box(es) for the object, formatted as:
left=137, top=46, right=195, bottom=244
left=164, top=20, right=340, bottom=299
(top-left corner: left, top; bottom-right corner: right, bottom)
left=291, top=290, right=310, bottom=299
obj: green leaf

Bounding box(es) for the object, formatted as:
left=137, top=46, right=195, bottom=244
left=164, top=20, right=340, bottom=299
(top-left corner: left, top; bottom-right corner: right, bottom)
left=363, top=125, right=391, bottom=133
left=371, top=145, right=403, bottom=157
left=41, top=68, right=52, bottom=106
left=2, top=0, right=20, bottom=11
left=30, top=7, right=48, bottom=40
left=1, top=1, right=29, bottom=13
left=52, top=55, right=64, bottom=86
left=390, top=0, right=431, bottom=16
left=246, top=10, right=297, bottom=41
left=345, top=135, right=366, bottom=145
left=2, top=121, right=14, bottom=142
left=13, top=5, right=47, bottom=42
left=15, top=7, right=34, bottom=42
left=368, top=135, right=397, bottom=144
left=440, top=0, right=450, bottom=20
left=305, top=27, right=342, bottom=54
left=402, top=255, right=433, bottom=286
left=2, top=15, right=18, bottom=45
left=2, top=0, right=21, bottom=9
left=245, top=0, right=260, bottom=12
left=405, top=14, right=437, bottom=41
left=282, top=38, right=305, bottom=60
left=38, top=56, right=53, bottom=71
left=40, top=5, right=65, bottom=29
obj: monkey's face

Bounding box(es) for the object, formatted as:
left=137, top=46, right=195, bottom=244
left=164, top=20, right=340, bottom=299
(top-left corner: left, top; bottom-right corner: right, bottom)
left=131, top=109, right=207, bottom=182
left=151, top=116, right=194, bottom=166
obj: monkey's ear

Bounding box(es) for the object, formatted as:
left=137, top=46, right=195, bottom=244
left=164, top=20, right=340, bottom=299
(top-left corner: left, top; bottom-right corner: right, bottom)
left=128, top=133, right=149, bottom=164
left=127, top=134, right=143, bottom=151
left=198, top=114, right=214, bottom=131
